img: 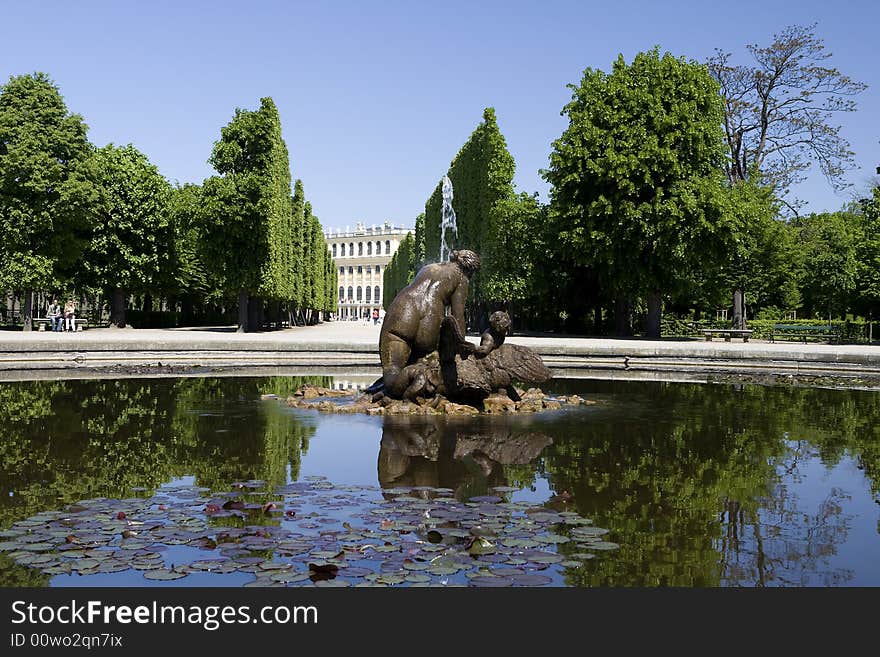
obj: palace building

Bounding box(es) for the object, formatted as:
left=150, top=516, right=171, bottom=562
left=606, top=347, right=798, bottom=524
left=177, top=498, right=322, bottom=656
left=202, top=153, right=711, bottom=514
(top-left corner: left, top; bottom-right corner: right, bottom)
left=325, top=221, right=412, bottom=320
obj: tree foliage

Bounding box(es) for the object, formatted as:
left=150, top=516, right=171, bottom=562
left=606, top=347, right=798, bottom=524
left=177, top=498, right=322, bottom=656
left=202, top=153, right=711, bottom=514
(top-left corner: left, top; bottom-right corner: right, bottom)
left=856, top=187, right=880, bottom=317
left=794, top=210, right=859, bottom=319
left=383, top=231, right=416, bottom=310
left=543, top=48, right=731, bottom=335
left=422, top=107, right=516, bottom=325
left=0, top=72, right=94, bottom=292
left=81, top=144, right=171, bottom=297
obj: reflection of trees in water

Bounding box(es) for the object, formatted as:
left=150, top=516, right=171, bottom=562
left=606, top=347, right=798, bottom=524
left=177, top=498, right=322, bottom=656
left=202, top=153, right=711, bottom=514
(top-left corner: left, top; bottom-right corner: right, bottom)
left=0, top=376, right=326, bottom=533
left=377, top=416, right=551, bottom=500
left=721, top=442, right=853, bottom=587
left=0, top=379, right=180, bottom=530
left=170, top=376, right=324, bottom=490
left=2, top=376, right=879, bottom=587
left=541, top=383, right=871, bottom=586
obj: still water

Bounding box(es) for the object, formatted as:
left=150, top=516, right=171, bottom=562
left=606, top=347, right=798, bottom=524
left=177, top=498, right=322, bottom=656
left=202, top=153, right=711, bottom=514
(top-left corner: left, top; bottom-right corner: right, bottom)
left=1, top=375, right=879, bottom=587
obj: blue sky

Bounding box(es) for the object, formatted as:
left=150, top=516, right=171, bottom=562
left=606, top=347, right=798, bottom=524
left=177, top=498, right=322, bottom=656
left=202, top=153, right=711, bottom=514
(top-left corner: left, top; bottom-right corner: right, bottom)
left=2, top=0, right=878, bottom=231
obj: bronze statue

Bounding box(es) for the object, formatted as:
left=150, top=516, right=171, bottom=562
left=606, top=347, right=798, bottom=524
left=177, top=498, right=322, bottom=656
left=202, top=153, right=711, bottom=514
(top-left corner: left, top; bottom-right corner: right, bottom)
left=367, top=249, right=551, bottom=405
left=474, top=310, right=510, bottom=355
left=375, top=249, right=480, bottom=398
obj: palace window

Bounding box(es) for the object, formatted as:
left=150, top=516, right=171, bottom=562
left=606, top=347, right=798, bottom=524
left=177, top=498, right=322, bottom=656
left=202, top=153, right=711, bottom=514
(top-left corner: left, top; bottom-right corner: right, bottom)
left=356, top=286, right=362, bottom=301
left=374, top=286, right=380, bottom=302
left=332, top=244, right=337, bottom=257
left=367, top=242, right=372, bottom=255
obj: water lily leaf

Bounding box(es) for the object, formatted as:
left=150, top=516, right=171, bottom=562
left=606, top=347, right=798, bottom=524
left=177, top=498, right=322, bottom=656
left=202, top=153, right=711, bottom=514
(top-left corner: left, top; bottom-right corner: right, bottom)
left=428, top=566, right=460, bottom=576
left=511, top=574, right=553, bottom=586
left=143, top=569, right=187, bottom=581
left=270, top=571, right=310, bottom=583
left=535, top=534, right=570, bottom=544
left=584, top=541, right=619, bottom=551
left=467, top=537, right=496, bottom=556
left=470, top=576, right=514, bottom=587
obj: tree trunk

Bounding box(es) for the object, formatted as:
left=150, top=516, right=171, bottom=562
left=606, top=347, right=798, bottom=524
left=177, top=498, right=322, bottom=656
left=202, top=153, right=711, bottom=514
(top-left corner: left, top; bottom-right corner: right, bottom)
left=615, top=297, right=632, bottom=336
left=247, top=295, right=262, bottom=332
left=732, top=289, right=744, bottom=329
left=111, top=288, right=126, bottom=328
left=23, top=290, right=33, bottom=331
left=181, top=295, right=194, bottom=326
left=237, top=289, right=248, bottom=333
left=646, top=290, right=662, bottom=339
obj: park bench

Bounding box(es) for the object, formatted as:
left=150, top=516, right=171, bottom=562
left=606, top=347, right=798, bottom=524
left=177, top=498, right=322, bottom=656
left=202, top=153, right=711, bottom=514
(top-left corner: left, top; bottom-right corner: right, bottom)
left=700, top=328, right=753, bottom=342
left=34, top=317, right=88, bottom=331
left=770, top=324, right=837, bottom=343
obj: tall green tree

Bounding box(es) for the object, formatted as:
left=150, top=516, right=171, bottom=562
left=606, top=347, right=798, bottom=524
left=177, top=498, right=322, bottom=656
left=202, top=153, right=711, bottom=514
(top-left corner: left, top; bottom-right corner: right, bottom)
left=167, top=183, right=212, bottom=322
left=482, top=192, right=546, bottom=322
left=715, top=179, right=801, bottom=319
left=423, top=107, right=516, bottom=327
left=856, top=186, right=880, bottom=333
left=0, top=72, right=94, bottom=329
left=383, top=232, right=416, bottom=310
left=81, top=144, right=171, bottom=327
left=795, top=210, right=858, bottom=320
left=201, top=97, right=293, bottom=331
left=543, top=48, right=731, bottom=337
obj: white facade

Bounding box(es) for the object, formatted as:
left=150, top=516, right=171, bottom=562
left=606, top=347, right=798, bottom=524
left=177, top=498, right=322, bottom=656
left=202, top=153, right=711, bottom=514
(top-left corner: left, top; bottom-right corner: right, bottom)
left=325, top=221, right=412, bottom=320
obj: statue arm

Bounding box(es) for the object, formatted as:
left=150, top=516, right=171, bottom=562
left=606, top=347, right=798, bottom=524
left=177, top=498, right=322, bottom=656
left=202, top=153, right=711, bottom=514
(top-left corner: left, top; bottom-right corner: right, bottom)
left=450, top=282, right=467, bottom=337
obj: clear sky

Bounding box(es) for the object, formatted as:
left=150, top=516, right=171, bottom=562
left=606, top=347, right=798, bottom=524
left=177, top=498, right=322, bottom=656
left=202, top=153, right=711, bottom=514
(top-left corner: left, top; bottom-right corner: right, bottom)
left=2, top=0, right=878, bottom=231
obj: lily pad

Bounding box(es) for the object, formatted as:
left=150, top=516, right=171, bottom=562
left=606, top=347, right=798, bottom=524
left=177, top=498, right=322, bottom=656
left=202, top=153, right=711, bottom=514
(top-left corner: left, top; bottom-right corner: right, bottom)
left=143, top=569, right=188, bottom=581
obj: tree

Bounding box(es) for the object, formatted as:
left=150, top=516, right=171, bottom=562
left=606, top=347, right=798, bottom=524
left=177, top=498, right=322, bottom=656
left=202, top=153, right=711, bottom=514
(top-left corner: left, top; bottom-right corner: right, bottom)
left=79, top=144, right=171, bottom=327
left=167, top=183, right=212, bottom=323
left=707, top=24, right=867, bottom=207
left=543, top=48, right=731, bottom=338
left=422, top=107, right=516, bottom=328
left=0, top=72, right=94, bottom=329
left=482, top=192, right=546, bottom=324
left=714, top=179, right=801, bottom=321
left=795, top=210, right=858, bottom=320
left=383, top=232, right=416, bottom=310
left=855, top=186, right=880, bottom=334
left=201, top=97, right=293, bottom=332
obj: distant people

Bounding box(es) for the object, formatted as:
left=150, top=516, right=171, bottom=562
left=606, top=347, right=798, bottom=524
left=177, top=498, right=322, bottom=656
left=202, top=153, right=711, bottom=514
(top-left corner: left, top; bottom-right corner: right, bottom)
left=64, top=298, right=76, bottom=332
left=46, top=298, right=62, bottom=332
left=372, top=308, right=380, bottom=325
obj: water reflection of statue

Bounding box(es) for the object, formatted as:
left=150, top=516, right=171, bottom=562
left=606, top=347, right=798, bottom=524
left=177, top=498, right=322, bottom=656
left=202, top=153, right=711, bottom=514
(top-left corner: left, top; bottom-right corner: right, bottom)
left=376, top=250, right=481, bottom=398
left=377, top=417, right=552, bottom=497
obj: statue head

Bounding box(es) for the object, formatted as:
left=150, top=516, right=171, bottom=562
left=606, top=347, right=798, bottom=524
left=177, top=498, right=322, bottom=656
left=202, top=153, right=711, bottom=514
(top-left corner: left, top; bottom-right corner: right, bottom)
left=489, top=311, right=511, bottom=334
left=451, top=249, right=480, bottom=277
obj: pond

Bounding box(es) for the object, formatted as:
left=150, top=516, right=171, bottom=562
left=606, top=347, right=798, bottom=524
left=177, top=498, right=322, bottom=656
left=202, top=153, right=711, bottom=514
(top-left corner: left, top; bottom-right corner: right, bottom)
left=1, top=375, right=879, bottom=587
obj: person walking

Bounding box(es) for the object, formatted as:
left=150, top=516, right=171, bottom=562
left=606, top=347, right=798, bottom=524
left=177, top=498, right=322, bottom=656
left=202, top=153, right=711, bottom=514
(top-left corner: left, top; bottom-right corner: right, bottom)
left=47, top=298, right=62, bottom=332
left=372, top=308, right=380, bottom=325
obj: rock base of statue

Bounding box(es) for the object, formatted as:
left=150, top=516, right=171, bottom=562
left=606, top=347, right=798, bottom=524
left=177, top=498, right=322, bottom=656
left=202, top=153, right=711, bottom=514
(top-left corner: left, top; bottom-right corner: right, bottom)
left=279, top=313, right=565, bottom=415
left=282, top=384, right=597, bottom=416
